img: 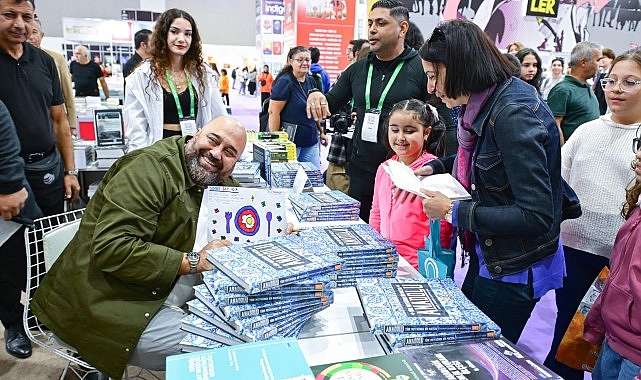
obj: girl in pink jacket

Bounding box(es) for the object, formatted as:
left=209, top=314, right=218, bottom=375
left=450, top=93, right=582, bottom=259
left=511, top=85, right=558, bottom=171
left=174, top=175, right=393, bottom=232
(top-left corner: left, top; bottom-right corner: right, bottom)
left=369, top=99, right=453, bottom=269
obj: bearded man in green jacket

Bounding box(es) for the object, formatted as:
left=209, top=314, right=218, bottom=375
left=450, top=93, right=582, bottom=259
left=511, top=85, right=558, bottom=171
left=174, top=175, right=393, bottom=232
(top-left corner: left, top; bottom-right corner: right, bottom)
left=31, top=116, right=247, bottom=378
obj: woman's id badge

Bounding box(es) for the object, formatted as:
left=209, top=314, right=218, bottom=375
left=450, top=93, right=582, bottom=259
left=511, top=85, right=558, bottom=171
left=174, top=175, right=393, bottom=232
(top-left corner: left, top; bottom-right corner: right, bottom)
left=361, top=110, right=380, bottom=143
left=180, top=119, right=197, bottom=136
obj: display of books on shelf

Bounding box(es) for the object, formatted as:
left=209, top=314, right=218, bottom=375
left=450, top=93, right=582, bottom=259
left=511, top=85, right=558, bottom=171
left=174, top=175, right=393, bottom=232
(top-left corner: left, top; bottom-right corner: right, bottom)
left=382, top=160, right=471, bottom=200
left=205, top=186, right=288, bottom=242
left=311, top=353, right=427, bottom=380
left=205, top=234, right=344, bottom=294
left=166, top=337, right=315, bottom=379
left=399, top=338, right=563, bottom=379
left=231, top=161, right=261, bottom=183
left=356, top=277, right=500, bottom=343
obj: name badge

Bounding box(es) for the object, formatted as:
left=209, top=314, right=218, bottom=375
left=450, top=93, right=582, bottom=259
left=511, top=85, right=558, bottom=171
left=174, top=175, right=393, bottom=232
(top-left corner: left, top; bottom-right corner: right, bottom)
left=180, top=119, right=197, bottom=136
left=361, top=110, right=380, bottom=143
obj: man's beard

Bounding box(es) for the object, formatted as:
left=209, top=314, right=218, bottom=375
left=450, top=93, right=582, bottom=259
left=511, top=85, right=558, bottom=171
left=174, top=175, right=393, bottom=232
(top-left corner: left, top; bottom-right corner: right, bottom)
left=186, top=151, right=222, bottom=187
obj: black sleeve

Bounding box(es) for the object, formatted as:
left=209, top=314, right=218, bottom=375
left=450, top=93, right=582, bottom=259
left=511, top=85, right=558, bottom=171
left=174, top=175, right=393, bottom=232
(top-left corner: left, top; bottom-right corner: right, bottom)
left=0, top=101, right=25, bottom=194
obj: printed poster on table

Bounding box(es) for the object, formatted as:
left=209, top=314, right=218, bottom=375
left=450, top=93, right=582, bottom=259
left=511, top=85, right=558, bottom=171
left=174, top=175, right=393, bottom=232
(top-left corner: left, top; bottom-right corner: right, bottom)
left=206, top=186, right=288, bottom=243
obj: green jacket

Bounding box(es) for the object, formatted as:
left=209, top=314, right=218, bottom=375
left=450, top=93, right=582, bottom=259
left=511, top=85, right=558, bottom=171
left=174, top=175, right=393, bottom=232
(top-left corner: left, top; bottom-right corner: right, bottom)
left=31, top=136, right=238, bottom=378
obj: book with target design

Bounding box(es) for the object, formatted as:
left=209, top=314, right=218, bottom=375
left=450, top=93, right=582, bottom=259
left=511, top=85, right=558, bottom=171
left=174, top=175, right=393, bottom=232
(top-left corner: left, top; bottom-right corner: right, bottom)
left=206, top=186, right=288, bottom=243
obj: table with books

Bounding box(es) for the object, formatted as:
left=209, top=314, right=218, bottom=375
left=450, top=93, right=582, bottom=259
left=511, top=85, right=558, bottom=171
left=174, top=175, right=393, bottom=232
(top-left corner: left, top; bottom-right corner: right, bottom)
left=167, top=185, right=563, bottom=379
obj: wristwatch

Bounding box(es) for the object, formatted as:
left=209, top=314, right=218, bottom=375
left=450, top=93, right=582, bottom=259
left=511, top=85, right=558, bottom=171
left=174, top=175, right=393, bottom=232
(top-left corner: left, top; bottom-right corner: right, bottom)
left=64, top=169, right=79, bottom=176
left=186, top=251, right=200, bottom=274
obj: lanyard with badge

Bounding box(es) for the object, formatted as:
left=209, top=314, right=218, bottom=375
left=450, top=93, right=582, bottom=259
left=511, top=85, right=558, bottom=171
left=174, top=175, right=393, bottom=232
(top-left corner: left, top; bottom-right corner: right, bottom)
left=362, top=61, right=405, bottom=143
left=165, top=69, right=196, bottom=136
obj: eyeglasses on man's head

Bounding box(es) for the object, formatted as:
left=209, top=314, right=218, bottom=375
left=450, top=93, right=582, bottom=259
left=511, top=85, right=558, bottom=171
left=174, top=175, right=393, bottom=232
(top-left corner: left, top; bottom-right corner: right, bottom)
left=600, top=78, right=641, bottom=92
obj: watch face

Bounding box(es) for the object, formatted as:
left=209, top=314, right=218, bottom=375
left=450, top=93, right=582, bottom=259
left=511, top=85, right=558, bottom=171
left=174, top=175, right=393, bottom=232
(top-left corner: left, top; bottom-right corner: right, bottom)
left=187, top=251, right=200, bottom=264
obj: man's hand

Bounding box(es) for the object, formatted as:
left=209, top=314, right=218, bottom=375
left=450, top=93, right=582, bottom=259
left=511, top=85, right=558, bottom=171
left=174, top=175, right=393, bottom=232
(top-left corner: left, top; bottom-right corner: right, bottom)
left=320, top=133, right=329, bottom=147
left=0, top=188, right=28, bottom=221
left=64, top=174, right=81, bottom=202
left=198, top=239, right=232, bottom=271
left=306, top=92, right=331, bottom=121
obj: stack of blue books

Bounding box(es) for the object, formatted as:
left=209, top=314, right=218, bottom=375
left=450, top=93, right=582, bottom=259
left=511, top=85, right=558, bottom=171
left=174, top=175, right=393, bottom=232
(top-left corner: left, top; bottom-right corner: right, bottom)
left=356, top=277, right=501, bottom=349
left=179, top=233, right=343, bottom=352
left=296, top=224, right=399, bottom=288
left=289, top=190, right=361, bottom=222
left=231, top=161, right=266, bottom=188
left=270, top=162, right=324, bottom=188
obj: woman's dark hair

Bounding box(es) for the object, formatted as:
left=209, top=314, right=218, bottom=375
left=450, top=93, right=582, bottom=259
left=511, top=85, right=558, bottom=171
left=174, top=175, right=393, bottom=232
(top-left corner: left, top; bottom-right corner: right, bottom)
left=149, top=8, right=206, bottom=99
left=515, top=48, right=543, bottom=92
left=419, top=19, right=514, bottom=99
left=405, top=21, right=424, bottom=51
left=383, top=99, right=446, bottom=158
left=275, top=46, right=309, bottom=80
left=551, top=56, right=565, bottom=67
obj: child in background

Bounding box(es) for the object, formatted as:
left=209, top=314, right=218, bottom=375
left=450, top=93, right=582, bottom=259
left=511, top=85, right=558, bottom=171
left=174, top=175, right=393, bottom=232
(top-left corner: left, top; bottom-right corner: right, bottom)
left=369, top=99, right=453, bottom=269
left=219, top=68, right=230, bottom=106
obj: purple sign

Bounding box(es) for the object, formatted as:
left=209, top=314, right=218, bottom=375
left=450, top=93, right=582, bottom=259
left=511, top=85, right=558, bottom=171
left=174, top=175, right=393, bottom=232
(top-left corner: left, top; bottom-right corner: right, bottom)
left=262, top=0, right=284, bottom=16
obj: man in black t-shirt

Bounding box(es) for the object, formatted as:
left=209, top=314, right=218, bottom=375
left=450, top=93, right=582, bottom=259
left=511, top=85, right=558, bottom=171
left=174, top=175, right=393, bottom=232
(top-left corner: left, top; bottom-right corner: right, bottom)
left=0, top=0, right=79, bottom=360
left=70, top=45, right=110, bottom=98
left=123, top=29, right=151, bottom=78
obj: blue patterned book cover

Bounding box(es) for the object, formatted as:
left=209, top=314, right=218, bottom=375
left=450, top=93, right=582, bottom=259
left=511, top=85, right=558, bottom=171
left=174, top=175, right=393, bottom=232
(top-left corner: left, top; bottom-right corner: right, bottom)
left=206, top=235, right=344, bottom=294
left=328, top=269, right=397, bottom=281
left=180, top=314, right=249, bottom=346
left=186, top=299, right=255, bottom=342
left=204, top=270, right=330, bottom=294
left=166, top=338, right=314, bottom=380
left=179, top=333, right=225, bottom=353
left=384, top=329, right=499, bottom=348
left=233, top=301, right=328, bottom=333
left=193, top=284, right=230, bottom=323
left=245, top=305, right=323, bottom=341
left=289, top=190, right=361, bottom=211
left=297, top=225, right=397, bottom=256
left=214, top=289, right=330, bottom=306
left=206, top=186, right=288, bottom=243
left=357, top=277, right=498, bottom=334
left=231, top=161, right=260, bottom=181
left=223, top=295, right=332, bottom=320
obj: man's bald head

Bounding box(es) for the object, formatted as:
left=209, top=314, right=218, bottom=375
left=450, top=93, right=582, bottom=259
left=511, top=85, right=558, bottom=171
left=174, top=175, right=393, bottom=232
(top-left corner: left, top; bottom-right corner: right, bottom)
left=185, top=116, right=247, bottom=187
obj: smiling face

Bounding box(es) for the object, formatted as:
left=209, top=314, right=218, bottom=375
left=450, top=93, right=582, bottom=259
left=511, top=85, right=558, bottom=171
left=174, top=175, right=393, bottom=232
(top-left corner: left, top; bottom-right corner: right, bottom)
left=388, top=110, right=430, bottom=165
left=520, top=54, right=538, bottom=83
left=550, top=60, right=564, bottom=77
left=422, top=60, right=469, bottom=109
left=166, top=17, right=192, bottom=58
left=289, top=51, right=311, bottom=77
left=0, top=0, right=34, bottom=49
left=605, top=59, right=641, bottom=125
left=185, top=116, right=246, bottom=187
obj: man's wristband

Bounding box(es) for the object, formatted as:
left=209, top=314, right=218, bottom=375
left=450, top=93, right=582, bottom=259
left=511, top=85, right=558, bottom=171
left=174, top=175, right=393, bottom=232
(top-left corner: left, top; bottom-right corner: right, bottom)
left=307, top=88, right=320, bottom=96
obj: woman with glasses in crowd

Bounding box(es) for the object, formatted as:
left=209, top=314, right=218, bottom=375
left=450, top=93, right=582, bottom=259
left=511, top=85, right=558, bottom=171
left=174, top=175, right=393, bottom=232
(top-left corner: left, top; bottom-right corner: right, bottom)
left=545, top=49, right=641, bottom=380
left=414, top=19, right=569, bottom=344
left=268, top=46, right=327, bottom=169
left=124, top=8, right=227, bottom=152
left=540, top=57, right=566, bottom=101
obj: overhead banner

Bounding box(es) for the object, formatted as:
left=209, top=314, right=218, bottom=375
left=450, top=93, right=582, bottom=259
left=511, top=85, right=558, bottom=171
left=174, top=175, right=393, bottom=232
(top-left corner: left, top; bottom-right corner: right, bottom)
left=526, top=0, right=559, bottom=18
left=62, top=17, right=133, bottom=43
left=289, top=0, right=356, bottom=82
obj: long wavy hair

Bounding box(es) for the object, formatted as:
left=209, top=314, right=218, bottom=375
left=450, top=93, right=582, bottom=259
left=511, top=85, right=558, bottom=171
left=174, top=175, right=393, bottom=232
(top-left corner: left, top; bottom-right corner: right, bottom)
left=148, top=8, right=206, bottom=100
left=515, top=48, right=543, bottom=93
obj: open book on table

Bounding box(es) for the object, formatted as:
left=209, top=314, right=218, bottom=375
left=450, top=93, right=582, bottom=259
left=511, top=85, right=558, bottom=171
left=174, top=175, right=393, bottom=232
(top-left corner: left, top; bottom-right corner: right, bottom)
left=382, top=160, right=471, bottom=200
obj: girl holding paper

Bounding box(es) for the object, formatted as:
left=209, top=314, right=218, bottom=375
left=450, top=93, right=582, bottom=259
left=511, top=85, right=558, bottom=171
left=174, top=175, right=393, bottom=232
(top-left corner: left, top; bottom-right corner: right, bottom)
left=369, top=99, right=451, bottom=269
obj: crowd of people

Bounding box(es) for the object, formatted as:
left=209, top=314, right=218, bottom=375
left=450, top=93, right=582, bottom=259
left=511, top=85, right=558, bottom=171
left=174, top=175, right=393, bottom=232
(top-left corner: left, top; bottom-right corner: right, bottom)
left=2, top=0, right=641, bottom=379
